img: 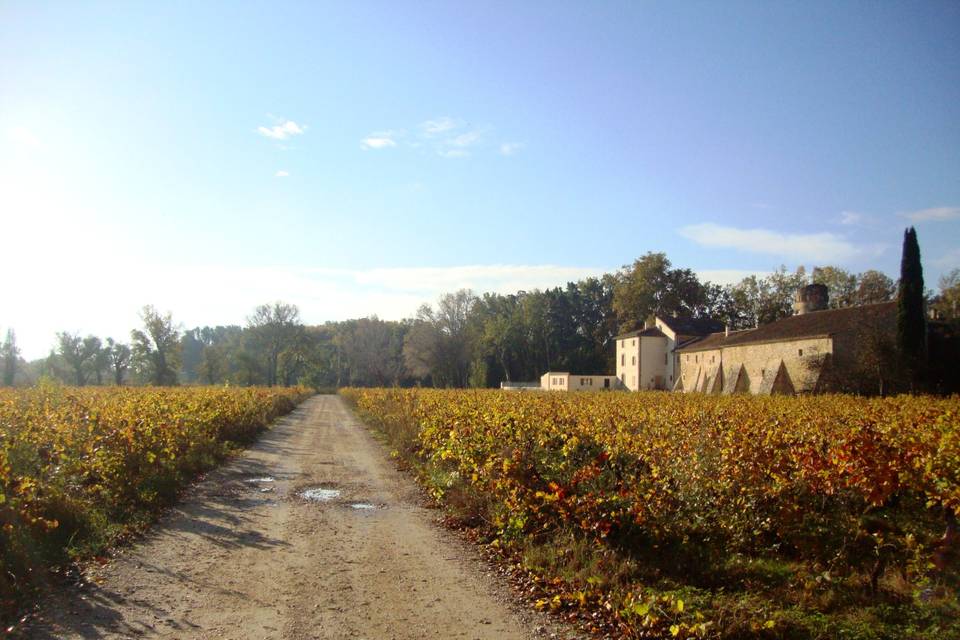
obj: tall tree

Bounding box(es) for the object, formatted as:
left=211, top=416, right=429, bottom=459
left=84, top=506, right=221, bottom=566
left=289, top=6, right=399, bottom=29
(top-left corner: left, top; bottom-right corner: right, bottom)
left=105, top=337, right=131, bottom=385
left=57, top=332, right=100, bottom=385
left=896, top=227, right=926, bottom=389
left=931, top=269, right=960, bottom=321
left=87, top=336, right=107, bottom=385
left=612, top=253, right=707, bottom=331
left=856, top=270, right=896, bottom=305
left=403, top=290, right=476, bottom=387
left=131, top=306, right=181, bottom=385
left=247, top=302, right=303, bottom=386
left=812, top=266, right=858, bottom=308
left=1, top=329, right=19, bottom=386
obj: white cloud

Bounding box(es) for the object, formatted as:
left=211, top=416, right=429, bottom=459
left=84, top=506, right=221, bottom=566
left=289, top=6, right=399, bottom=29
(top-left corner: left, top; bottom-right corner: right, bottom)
left=679, top=223, right=871, bottom=263
left=348, top=264, right=606, bottom=295
left=275, top=170, right=290, bottom=177
left=839, top=211, right=865, bottom=226
left=902, top=206, right=960, bottom=223
left=448, top=130, right=482, bottom=147
left=695, top=269, right=771, bottom=286
left=257, top=120, right=306, bottom=140
left=361, top=132, right=398, bottom=150
left=500, top=142, right=523, bottom=156
left=438, top=149, right=469, bottom=158
left=421, top=117, right=459, bottom=135
left=4, top=262, right=607, bottom=360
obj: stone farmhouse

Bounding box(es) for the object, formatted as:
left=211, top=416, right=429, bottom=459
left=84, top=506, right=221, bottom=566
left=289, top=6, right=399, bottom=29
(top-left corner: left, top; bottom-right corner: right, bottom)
left=527, top=284, right=897, bottom=395
left=676, top=287, right=895, bottom=394
left=614, top=316, right=724, bottom=391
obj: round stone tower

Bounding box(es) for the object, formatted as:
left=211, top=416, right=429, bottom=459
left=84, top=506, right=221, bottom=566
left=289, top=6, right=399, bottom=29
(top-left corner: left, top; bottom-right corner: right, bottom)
left=793, top=283, right=829, bottom=315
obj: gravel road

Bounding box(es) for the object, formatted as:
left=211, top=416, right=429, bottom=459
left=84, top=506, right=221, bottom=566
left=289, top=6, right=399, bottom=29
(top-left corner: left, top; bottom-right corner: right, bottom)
left=31, top=395, right=576, bottom=640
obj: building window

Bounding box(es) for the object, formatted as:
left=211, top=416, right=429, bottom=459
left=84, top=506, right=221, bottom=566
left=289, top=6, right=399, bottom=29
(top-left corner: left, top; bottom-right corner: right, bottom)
left=711, top=355, right=715, bottom=363
left=632, top=339, right=636, bottom=346
left=621, top=354, right=625, bottom=366
left=695, top=355, right=698, bottom=363
left=798, top=348, right=803, bottom=356
left=621, top=373, right=625, bottom=384
left=669, top=374, right=672, bottom=382
left=632, top=356, right=636, bottom=365
left=664, top=354, right=667, bottom=365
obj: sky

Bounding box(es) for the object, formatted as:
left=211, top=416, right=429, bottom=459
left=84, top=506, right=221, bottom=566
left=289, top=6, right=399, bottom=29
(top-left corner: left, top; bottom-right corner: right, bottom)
left=1, top=1, right=958, bottom=360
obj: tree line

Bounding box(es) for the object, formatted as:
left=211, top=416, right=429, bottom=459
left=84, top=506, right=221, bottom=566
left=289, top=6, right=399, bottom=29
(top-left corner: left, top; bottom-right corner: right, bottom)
left=3, top=251, right=959, bottom=389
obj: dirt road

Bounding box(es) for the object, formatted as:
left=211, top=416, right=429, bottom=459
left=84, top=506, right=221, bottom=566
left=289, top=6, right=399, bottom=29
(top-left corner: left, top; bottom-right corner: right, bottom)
left=32, top=395, right=575, bottom=640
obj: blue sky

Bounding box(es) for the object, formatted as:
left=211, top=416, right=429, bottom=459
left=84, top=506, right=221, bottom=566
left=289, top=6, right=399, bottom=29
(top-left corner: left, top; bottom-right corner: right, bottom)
left=2, top=1, right=958, bottom=359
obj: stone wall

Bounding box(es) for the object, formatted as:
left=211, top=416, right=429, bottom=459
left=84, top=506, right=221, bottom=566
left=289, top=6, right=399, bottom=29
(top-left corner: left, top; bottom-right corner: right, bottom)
left=678, top=337, right=833, bottom=395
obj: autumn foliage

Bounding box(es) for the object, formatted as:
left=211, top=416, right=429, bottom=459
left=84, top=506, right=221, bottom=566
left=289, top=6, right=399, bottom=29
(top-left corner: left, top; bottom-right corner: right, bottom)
left=0, top=383, right=311, bottom=624
left=343, top=388, right=959, bottom=638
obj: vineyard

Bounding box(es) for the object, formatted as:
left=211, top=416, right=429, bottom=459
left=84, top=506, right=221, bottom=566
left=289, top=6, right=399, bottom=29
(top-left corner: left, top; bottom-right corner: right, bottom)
left=342, top=388, right=960, bottom=639
left=0, top=383, right=311, bottom=626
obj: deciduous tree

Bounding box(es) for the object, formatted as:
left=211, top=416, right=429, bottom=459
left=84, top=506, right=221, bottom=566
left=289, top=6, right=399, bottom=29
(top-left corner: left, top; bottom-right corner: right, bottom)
left=1, top=329, right=19, bottom=386
left=131, top=306, right=181, bottom=386
left=247, top=302, right=303, bottom=386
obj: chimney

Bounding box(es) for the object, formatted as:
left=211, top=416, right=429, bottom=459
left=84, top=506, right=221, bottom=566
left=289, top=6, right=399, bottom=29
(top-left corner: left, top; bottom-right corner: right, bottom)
left=793, top=284, right=829, bottom=315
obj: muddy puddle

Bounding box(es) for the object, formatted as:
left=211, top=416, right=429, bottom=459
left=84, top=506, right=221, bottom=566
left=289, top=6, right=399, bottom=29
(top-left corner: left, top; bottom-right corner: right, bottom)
left=299, top=487, right=341, bottom=502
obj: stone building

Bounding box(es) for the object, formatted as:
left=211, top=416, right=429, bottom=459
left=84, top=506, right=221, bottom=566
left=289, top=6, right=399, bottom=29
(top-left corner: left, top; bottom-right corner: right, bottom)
left=676, top=286, right=896, bottom=395
left=614, top=316, right=724, bottom=390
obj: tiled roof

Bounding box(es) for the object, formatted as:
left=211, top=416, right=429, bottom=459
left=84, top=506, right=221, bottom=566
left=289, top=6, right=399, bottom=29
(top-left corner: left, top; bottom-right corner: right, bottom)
left=678, top=301, right=896, bottom=353
left=638, top=327, right=667, bottom=337
left=658, top=316, right=726, bottom=337
left=615, top=316, right=724, bottom=340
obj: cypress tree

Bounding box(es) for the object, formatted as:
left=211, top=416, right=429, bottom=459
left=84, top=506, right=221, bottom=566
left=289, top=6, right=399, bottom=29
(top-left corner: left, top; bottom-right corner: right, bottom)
left=896, top=227, right=926, bottom=388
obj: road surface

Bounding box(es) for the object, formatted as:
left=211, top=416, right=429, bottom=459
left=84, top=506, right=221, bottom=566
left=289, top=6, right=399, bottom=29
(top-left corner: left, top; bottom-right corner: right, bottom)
left=32, top=395, right=575, bottom=640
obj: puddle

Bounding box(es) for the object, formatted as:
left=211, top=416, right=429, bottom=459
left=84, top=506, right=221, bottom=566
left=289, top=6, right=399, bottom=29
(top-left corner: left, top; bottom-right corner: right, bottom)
left=350, top=503, right=377, bottom=510
left=245, top=477, right=275, bottom=484
left=300, top=488, right=341, bottom=502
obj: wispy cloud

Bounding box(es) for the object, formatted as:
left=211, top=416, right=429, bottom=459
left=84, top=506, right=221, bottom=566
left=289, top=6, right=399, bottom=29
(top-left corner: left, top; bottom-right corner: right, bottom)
left=500, top=142, right=523, bottom=156
left=361, top=131, right=399, bottom=150
left=695, top=269, right=771, bottom=286
left=257, top=120, right=306, bottom=140
left=839, top=211, right=865, bottom=226
left=346, top=264, right=607, bottom=296
left=448, top=130, right=482, bottom=147
left=934, top=248, right=960, bottom=268
left=679, top=223, right=877, bottom=263
left=420, top=117, right=459, bottom=136
left=275, top=170, right=289, bottom=177
left=366, top=117, right=504, bottom=158
left=902, top=206, right=960, bottom=223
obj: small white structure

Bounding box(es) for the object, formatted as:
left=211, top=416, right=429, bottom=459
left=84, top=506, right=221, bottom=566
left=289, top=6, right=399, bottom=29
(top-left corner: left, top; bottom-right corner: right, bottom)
left=540, top=371, right=619, bottom=391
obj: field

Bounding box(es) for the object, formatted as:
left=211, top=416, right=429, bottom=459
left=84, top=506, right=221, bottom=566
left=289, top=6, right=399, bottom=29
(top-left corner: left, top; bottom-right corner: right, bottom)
left=342, top=388, right=960, bottom=639
left=0, top=383, right=311, bottom=626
